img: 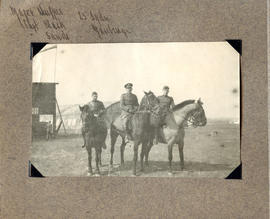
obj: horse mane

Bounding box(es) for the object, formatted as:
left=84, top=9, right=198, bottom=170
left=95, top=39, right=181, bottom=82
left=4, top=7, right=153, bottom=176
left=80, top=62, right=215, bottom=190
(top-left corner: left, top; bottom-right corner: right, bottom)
left=81, top=104, right=90, bottom=111
left=173, top=99, right=195, bottom=111
left=105, top=101, right=119, bottom=109
left=105, top=101, right=120, bottom=113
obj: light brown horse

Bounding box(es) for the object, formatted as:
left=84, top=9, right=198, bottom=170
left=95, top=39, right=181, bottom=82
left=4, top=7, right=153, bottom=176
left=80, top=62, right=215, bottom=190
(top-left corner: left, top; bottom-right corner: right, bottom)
left=144, top=98, right=207, bottom=174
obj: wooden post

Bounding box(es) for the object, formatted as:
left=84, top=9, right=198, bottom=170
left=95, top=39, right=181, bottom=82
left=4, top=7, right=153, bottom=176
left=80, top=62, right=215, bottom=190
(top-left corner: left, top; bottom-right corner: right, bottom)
left=55, top=98, right=67, bottom=135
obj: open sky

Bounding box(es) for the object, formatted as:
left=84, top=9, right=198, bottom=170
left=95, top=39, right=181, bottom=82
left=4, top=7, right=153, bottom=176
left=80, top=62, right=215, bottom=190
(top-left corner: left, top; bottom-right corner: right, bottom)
left=32, top=42, right=240, bottom=119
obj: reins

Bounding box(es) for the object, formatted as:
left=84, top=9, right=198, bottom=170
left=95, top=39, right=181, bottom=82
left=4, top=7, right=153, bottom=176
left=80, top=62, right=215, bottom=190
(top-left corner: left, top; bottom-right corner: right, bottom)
left=143, top=94, right=160, bottom=117
left=183, top=109, right=202, bottom=128
left=81, top=110, right=96, bottom=130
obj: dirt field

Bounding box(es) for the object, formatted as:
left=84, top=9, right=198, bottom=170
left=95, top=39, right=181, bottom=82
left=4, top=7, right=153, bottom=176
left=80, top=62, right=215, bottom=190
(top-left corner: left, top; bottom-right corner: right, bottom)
left=30, top=120, right=240, bottom=178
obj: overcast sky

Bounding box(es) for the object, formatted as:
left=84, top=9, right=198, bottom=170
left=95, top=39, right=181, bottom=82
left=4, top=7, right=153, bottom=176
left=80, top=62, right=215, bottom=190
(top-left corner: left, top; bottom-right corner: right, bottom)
left=32, top=42, right=240, bottom=119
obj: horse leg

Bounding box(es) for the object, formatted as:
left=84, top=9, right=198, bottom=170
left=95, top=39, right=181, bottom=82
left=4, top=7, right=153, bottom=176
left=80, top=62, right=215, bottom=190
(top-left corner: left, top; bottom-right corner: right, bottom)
left=99, top=148, right=102, bottom=166
left=120, top=136, right=126, bottom=166
left=178, top=140, right=184, bottom=170
left=110, top=129, right=118, bottom=166
left=95, top=147, right=101, bottom=175
left=140, top=142, right=147, bottom=172
left=145, top=140, right=153, bottom=166
left=154, top=127, right=159, bottom=145
left=168, top=143, right=174, bottom=175
left=133, top=140, right=140, bottom=176
left=87, top=147, right=93, bottom=175
left=167, top=136, right=177, bottom=175
left=82, top=131, right=86, bottom=148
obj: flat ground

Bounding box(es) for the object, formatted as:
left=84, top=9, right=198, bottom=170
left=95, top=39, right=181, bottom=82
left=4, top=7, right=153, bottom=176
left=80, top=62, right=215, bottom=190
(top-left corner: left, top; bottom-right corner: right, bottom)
left=31, top=120, right=240, bottom=178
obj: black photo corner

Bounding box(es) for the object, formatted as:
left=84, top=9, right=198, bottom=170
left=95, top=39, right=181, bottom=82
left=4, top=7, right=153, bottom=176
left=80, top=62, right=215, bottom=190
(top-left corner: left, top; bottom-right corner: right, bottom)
left=30, top=42, right=48, bottom=60
left=226, top=39, right=242, bottom=55
left=29, top=161, right=44, bottom=177
left=225, top=163, right=242, bottom=179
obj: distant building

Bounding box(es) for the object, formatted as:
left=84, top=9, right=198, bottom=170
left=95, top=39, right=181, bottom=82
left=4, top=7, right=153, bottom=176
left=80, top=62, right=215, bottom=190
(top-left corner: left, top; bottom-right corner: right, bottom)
left=32, top=83, right=57, bottom=138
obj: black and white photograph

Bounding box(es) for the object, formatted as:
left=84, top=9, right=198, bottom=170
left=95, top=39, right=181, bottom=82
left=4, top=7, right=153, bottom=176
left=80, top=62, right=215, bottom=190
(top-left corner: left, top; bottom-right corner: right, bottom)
left=31, top=42, right=240, bottom=177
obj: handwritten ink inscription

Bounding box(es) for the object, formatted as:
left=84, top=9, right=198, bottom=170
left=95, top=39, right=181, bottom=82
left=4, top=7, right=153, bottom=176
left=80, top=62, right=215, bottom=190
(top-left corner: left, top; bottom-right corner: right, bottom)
left=78, top=10, right=131, bottom=39
left=10, top=7, right=38, bottom=32
left=10, top=4, right=69, bottom=40
left=9, top=5, right=132, bottom=40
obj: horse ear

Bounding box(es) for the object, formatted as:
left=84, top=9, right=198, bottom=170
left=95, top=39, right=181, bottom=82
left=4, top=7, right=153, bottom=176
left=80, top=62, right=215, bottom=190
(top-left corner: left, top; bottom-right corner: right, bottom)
left=79, top=105, right=83, bottom=111
left=197, top=98, right=203, bottom=105
left=144, top=91, right=148, bottom=95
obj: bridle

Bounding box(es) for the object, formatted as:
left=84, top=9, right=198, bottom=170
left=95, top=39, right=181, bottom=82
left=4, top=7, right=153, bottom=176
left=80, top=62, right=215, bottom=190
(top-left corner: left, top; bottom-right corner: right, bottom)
left=184, top=107, right=205, bottom=128
left=144, top=94, right=161, bottom=117
left=81, top=109, right=95, bottom=130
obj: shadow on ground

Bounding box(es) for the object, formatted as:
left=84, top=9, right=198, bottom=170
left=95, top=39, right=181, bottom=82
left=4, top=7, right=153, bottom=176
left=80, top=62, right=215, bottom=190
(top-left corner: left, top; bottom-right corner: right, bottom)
left=97, top=160, right=233, bottom=176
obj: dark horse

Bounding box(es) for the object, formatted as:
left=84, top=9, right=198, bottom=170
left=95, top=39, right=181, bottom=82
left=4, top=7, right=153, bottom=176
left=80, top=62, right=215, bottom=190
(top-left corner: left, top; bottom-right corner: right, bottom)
left=106, top=91, right=162, bottom=175
left=79, top=105, right=107, bottom=176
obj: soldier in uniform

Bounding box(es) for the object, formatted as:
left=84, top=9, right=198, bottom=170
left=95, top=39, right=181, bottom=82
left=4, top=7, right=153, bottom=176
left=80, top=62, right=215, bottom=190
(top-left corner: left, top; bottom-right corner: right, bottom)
left=88, top=91, right=105, bottom=117
left=82, top=91, right=106, bottom=149
left=120, top=83, right=139, bottom=141
left=155, top=86, right=175, bottom=144
left=157, top=86, right=175, bottom=124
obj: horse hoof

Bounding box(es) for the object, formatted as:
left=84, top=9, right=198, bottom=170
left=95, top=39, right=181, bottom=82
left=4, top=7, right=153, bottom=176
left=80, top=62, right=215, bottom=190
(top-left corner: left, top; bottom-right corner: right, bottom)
left=131, top=173, right=136, bottom=177
left=95, top=173, right=100, bottom=177
left=168, top=172, right=173, bottom=176
left=87, top=172, right=93, bottom=176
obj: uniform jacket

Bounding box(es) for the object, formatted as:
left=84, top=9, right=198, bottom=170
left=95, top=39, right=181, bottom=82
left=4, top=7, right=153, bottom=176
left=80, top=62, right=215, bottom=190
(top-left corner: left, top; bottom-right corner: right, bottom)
left=120, top=93, right=139, bottom=116
left=157, top=95, right=175, bottom=113
left=88, top=100, right=105, bottom=115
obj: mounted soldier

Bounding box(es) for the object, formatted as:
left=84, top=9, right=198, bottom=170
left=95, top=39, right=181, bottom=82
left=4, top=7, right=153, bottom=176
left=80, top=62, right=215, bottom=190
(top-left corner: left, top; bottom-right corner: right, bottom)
left=150, top=86, right=175, bottom=145
left=157, top=86, right=175, bottom=126
left=82, top=91, right=106, bottom=149
left=120, top=83, right=139, bottom=141
left=88, top=91, right=105, bottom=117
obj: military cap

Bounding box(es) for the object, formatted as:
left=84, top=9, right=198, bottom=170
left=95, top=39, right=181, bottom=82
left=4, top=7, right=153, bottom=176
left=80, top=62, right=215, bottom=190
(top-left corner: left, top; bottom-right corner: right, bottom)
left=124, top=83, right=133, bottom=88
left=92, top=91, right=98, bottom=95
left=163, top=86, right=169, bottom=90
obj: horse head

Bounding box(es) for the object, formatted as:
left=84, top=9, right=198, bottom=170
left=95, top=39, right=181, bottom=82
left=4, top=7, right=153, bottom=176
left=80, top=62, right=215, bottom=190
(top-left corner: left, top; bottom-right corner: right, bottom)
left=79, top=105, right=95, bottom=127
left=140, top=91, right=161, bottom=115
left=173, top=98, right=207, bottom=128
left=190, top=98, right=207, bottom=127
